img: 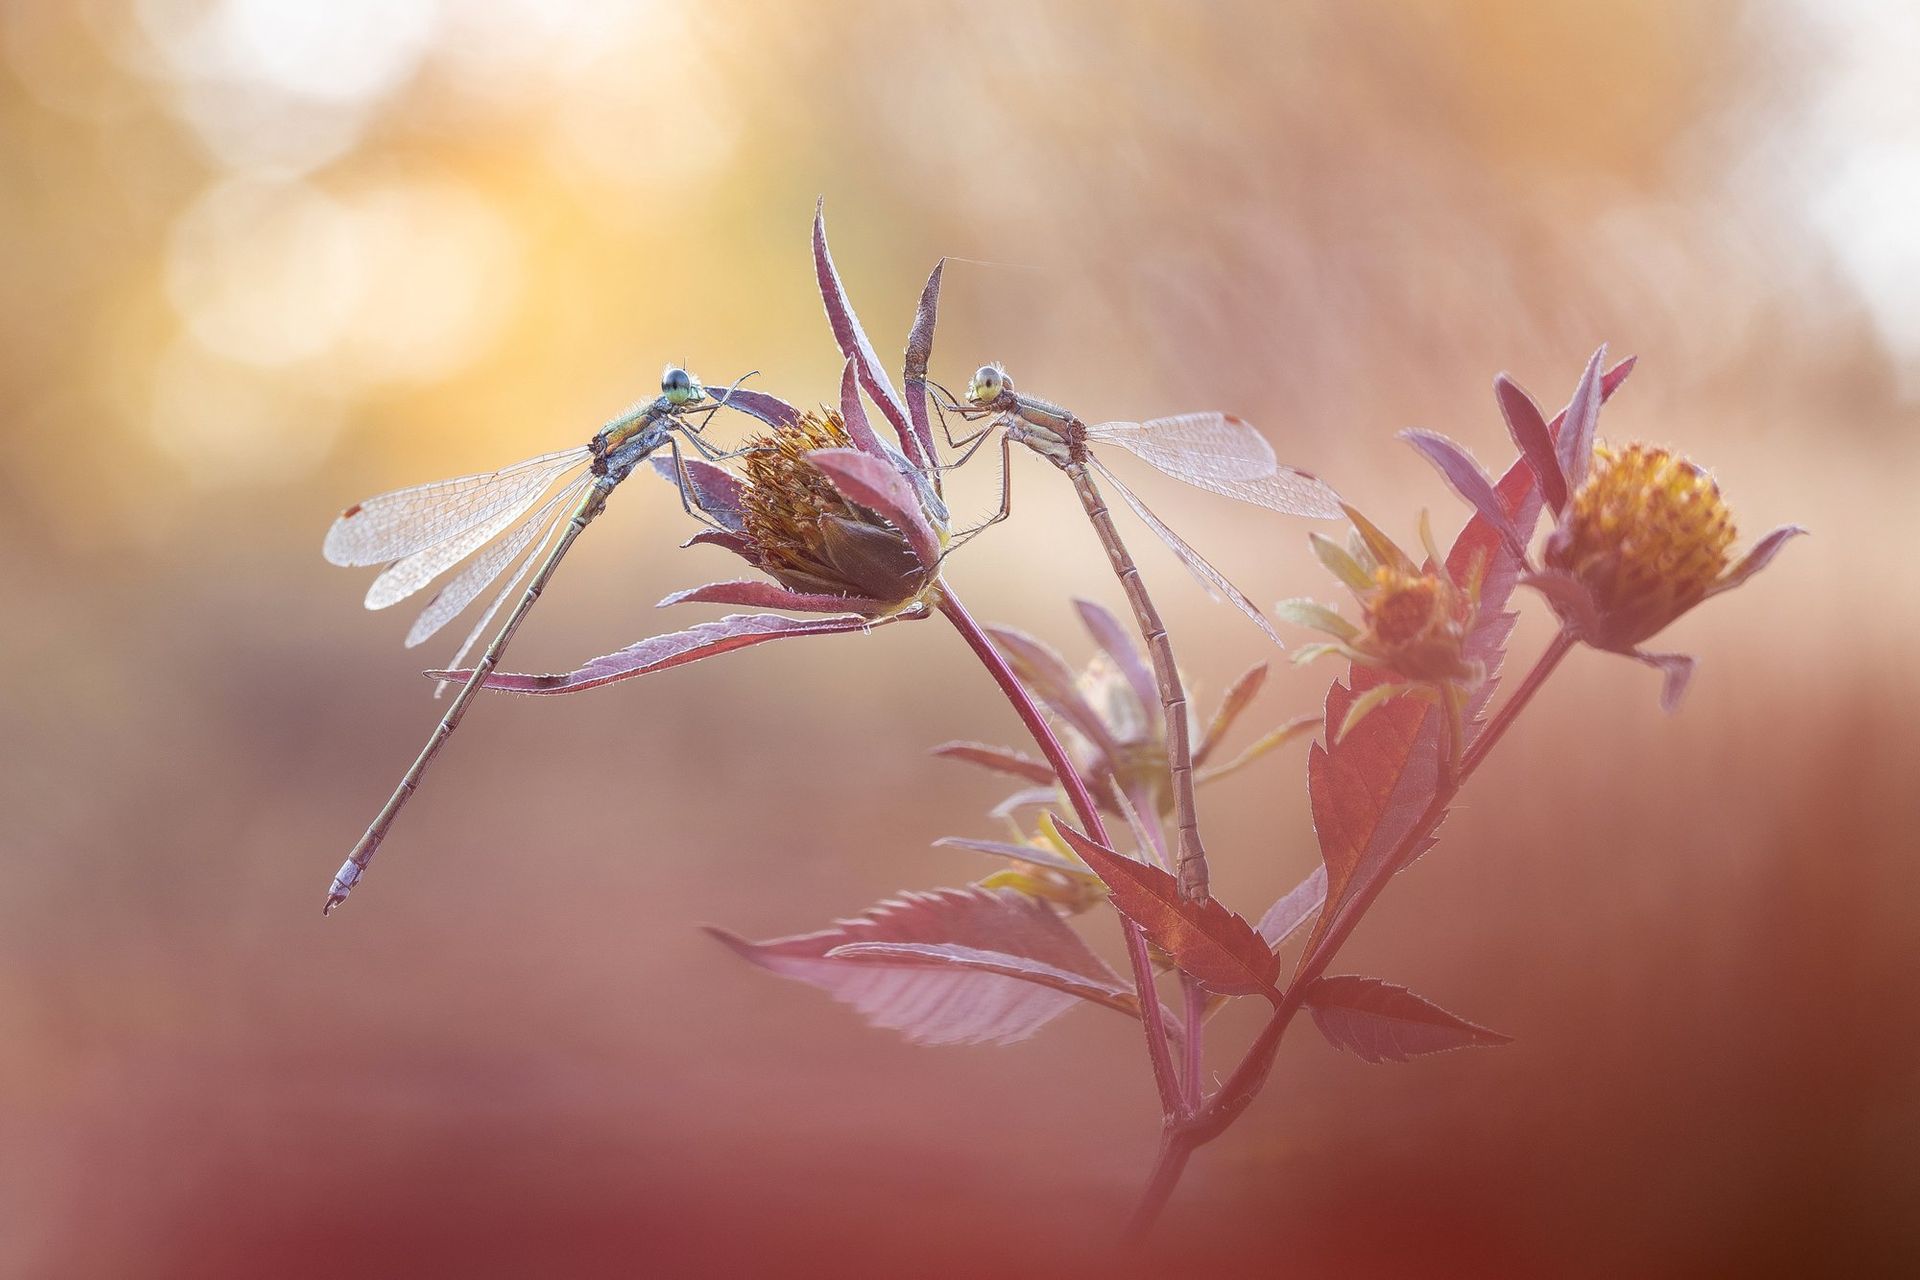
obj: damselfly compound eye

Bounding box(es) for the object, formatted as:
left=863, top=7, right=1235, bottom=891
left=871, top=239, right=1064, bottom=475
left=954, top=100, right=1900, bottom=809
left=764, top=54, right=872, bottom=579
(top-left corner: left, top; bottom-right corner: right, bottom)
left=661, top=366, right=698, bottom=405
left=968, top=364, right=1006, bottom=404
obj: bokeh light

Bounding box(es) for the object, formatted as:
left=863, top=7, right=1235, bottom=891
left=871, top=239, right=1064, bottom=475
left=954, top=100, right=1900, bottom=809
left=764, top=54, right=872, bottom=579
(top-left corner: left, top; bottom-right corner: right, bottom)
left=1, top=2, right=1914, bottom=1276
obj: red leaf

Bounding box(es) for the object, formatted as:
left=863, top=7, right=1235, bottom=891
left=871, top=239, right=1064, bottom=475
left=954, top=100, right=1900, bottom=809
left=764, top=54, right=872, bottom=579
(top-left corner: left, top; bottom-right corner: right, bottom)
left=706, top=886, right=1140, bottom=1045
left=812, top=202, right=929, bottom=470
left=428, top=612, right=880, bottom=693
left=1051, top=819, right=1279, bottom=997
left=929, top=741, right=1058, bottom=786
left=658, top=580, right=890, bottom=616
left=1304, top=975, right=1511, bottom=1063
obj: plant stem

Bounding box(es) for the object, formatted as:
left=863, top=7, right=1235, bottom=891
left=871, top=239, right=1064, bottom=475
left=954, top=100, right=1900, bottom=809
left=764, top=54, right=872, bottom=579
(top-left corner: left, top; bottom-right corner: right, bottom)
left=937, top=587, right=1184, bottom=1117
left=1130, top=628, right=1578, bottom=1227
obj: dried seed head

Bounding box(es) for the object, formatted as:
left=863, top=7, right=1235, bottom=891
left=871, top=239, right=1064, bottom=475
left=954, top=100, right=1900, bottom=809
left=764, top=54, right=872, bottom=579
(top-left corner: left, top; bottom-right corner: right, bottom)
left=1544, top=442, right=1735, bottom=647
left=738, top=411, right=935, bottom=605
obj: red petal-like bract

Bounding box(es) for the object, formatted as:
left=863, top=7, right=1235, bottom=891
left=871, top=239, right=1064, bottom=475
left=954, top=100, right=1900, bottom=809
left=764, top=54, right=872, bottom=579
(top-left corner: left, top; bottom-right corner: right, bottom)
left=807, top=444, right=942, bottom=572
left=833, top=356, right=888, bottom=459
left=1493, top=373, right=1566, bottom=514
left=706, top=886, right=1139, bottom=1046
left=1073, top=598, right=1159, bottom=728
left=1400, top=429, right=1529, bottom=561
left=1052, top=820, right=1280, bottom=997
left=1295, top=356, right=1638, bottom=980
left=1304, top=974, right=1511, bottom=1064
left=709, top=385, right=802, bottom=430
left=985, top=625, right=1120, bottom=759
left=812, top=203, right=933, bottom=471
left=428, top=612, right=876, bottom=693
left=929, top=741, right=1059, bottom=786
left=649, top=455, right=747, bottom=530
left=903, top=258, right=945, bottom=493
left=1555, top=345, right=1610, bottom=493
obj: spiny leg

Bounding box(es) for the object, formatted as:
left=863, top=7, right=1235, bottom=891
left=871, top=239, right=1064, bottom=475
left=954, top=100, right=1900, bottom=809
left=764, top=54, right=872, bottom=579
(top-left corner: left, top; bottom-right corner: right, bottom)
left=665, top=435, right=731, bottom=532
left=933, top=433, right=1017, bottom=568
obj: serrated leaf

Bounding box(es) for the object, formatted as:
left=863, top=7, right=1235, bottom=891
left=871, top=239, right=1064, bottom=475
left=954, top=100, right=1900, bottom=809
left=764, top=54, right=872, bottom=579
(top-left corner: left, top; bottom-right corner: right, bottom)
left=1050, top=817, right=1278, bottom=997
left=707, top=886, right=1141, bottom=1046
left=1295, top=357, right=1637, bottom=980
left=1304, top=975, right=1511, bottom=1063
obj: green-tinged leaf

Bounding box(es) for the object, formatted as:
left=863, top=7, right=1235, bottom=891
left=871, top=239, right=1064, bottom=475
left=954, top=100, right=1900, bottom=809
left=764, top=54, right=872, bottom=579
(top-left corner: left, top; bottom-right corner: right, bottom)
left=1194, top=661, right=1269, bottom=766
left=1047, top=816, right=1279, bottom=998
left=1273, top=598, right=1359, bottom=642
left=932, top=836, right=1087, bottom=878
left=1305, top=975, right=1512, bottom=1063
left=1341, top=504, right=1418, bottom=575
left=1195, top=714, right=1319, bottom=786
left=1309, top=533, right=1374, bottom=593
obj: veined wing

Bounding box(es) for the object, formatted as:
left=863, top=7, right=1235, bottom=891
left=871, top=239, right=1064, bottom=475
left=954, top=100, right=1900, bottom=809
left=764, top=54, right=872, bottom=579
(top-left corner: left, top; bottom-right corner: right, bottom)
left=405, top=477, right=588, bottom=649
left=430, top=476, right=589, bottom=695
left=1089, top=456, right=1284, bottom=645
left=323, top=446, right=591, bottom=568
left=364, top=452, right=589, bottom=610
left=1088, top=413, right=1343, bottom=519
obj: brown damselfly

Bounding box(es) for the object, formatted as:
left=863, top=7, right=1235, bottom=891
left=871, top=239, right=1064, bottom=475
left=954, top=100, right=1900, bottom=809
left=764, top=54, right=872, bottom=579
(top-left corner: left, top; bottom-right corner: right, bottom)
left=931, top=363, right=1342, bottom=901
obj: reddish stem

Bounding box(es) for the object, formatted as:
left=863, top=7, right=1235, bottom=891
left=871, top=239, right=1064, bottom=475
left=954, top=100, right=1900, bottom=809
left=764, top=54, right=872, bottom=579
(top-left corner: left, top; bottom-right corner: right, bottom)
left=937, top=588, right=1183, bottom=1117
left=1128, top=629, right=1578, bottom=1232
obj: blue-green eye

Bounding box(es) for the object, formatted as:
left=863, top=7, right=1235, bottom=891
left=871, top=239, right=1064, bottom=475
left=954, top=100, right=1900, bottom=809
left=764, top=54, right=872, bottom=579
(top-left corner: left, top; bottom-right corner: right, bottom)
left=662, top=366, right=699, bottom=405
left=968, top=364, right=1006, bottom=404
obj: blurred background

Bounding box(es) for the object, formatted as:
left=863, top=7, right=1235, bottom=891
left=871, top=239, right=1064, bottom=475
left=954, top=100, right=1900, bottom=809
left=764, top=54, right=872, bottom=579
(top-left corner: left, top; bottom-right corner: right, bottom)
left=2, top=1, right=1915, bottom=1275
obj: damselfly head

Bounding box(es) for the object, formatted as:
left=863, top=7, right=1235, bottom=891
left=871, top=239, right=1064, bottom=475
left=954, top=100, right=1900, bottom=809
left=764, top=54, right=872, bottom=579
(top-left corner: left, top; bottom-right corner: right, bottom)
left=967, top=363, right=1012, bottom=407
left=661, top=365, right=705, bottom=406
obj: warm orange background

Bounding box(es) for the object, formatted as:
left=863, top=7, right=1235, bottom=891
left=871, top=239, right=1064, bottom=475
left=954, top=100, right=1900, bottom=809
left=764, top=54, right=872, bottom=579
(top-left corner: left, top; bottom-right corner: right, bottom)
left=3, top=3, right=1914, bottom=1275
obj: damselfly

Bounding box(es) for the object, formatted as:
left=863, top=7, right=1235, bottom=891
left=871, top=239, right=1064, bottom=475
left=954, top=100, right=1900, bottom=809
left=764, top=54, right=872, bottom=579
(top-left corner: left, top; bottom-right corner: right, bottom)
left=320, top=366, right=732, bottom=914
left=933, top=363, right=1343, bottom=901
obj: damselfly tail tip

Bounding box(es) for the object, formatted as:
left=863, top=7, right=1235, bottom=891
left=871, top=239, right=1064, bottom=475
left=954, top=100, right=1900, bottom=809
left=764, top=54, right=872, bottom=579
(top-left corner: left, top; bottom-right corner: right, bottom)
left=323, top=861, right=363, bottom=915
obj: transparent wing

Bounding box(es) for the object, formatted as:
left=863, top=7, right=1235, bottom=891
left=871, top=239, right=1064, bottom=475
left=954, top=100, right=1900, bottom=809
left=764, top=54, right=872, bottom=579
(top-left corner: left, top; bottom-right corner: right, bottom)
left=363, top=452, right=589, bottom=610
left=323, top=446, right=591, bottom=568
left=404, top=477, right=586, bottom=648
left=1088, top=413, right=1343, bottom=518
left=429, top=476, right=588, bottom=695
left=1089, top=457, right=1284, bottom=645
